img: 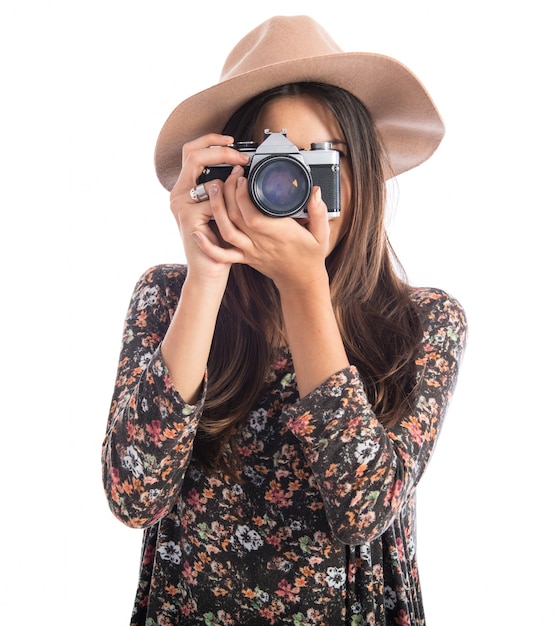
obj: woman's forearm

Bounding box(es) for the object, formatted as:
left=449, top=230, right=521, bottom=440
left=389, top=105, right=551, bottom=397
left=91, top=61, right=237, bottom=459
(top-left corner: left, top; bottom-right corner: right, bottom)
left=161, top=272, right=228, bottom=403
left=278, top=273, right=349, bottom=397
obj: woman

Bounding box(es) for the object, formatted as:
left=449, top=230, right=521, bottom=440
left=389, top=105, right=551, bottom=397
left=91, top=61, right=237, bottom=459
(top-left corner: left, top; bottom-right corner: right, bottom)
left=102, top=15, right=467, bottom=626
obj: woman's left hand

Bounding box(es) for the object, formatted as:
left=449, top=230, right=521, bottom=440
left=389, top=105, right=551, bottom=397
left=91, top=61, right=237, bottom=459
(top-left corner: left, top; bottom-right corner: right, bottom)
left=192, top=165, right=332, bottom=292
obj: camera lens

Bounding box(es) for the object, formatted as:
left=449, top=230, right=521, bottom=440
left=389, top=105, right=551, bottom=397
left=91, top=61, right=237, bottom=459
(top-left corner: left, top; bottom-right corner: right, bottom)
left=249, top=156, right=311, bottom=217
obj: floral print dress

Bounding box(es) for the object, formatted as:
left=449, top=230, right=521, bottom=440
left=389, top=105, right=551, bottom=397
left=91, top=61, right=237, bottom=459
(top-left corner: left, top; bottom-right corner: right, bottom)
left=102, top=264, right=467, bottom=626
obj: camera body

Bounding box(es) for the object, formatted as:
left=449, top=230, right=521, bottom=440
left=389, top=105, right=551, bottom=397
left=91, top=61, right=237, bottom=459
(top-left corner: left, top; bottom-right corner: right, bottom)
left=198, top=130, right=341, bottom=218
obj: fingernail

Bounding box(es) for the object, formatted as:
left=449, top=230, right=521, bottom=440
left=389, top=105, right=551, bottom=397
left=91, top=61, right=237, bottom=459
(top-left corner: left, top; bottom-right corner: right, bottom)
left=231, top=164, right=244, bottom=174
left=209, top=183, right=219, bottom=197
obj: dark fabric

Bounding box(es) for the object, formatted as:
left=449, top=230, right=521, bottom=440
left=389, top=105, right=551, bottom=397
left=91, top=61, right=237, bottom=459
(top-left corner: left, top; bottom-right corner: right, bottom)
left=102, top=264, right=467, bottom=625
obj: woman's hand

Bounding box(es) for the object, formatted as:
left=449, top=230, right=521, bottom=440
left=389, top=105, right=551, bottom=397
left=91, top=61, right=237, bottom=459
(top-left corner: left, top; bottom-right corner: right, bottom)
left=169, top=134, right=251, bottom=283
left=191, top=166, right=348, bottom=397
left=192, top=164, right=332, bottom=293
left=169, top=134, right=347, bottom=399
left=162, top=135, right=251, bottom=403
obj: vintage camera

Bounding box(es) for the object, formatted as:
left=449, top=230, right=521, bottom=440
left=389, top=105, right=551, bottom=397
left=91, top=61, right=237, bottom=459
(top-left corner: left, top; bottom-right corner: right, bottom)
left=198, top=129, right=341, bottom=218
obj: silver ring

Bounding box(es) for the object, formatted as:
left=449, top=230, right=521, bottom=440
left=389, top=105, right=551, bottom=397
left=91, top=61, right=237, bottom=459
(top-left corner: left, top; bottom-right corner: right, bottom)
left=190, top=183, right=208, bottom=203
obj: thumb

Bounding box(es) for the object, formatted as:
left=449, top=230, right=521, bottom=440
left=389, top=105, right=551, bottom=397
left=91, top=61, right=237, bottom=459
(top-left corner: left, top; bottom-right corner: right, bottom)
left=306, top=186, right=330, bottom=243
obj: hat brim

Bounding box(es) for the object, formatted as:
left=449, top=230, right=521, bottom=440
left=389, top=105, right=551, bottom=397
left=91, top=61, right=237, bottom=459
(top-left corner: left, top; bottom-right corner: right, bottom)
left=155, top=52, right=445, bottom=190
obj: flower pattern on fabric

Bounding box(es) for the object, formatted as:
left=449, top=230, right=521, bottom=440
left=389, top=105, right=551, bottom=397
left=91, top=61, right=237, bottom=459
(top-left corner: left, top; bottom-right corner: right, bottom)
left=102, top=264, right=467, bottom=625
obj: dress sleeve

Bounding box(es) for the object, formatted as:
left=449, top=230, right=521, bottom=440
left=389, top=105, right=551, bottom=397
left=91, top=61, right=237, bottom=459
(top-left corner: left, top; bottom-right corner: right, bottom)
left=280, top=289, right=467, bottom=545
left=101, top=265, right=204, bottom=529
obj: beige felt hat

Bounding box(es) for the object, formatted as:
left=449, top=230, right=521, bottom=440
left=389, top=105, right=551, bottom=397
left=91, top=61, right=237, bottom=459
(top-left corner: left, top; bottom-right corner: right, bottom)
left=155, top=15, right=445, bottom=191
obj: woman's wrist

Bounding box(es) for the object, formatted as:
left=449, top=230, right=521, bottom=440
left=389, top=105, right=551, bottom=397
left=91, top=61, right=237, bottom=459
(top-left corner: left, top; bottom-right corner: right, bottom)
left=183, top=264, right=230, bottom=296
left=272, top=265, right=330, bottom=298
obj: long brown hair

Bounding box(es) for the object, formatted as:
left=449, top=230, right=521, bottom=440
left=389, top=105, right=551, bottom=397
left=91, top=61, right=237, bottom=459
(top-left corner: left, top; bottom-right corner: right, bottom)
left=194, top=82, right=422, bottom=474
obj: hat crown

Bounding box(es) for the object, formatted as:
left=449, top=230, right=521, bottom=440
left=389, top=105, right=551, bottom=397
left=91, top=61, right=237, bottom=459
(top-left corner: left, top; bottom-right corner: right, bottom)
left=220, top=15, right=343, bottom=81
left=155, top=15, right=445, bottom=191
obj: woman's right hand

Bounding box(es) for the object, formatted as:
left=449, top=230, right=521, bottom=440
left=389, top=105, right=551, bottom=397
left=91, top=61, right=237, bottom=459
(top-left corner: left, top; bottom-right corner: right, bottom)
left=161, top=135, right=250, bottom=403
left=169, top=134, right=251, bottom=283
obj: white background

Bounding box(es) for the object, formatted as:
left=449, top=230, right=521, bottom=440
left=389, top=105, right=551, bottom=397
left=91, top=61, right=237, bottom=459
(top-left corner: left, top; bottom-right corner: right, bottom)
left=1, top=1, right=555, bottom=624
